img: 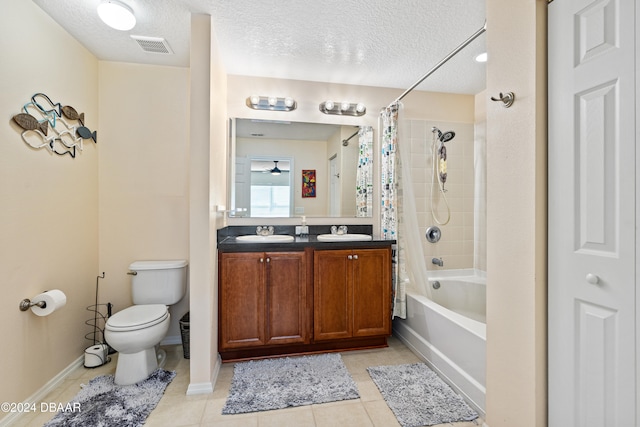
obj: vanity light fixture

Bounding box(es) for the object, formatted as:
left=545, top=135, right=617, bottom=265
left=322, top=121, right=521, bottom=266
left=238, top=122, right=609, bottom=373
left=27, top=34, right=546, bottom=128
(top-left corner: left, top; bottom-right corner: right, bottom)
left=319, top=101, right=366, bottom=117
left=246, top=96, right=297, bottom=112
left=97, top=0, right=136, bottom=31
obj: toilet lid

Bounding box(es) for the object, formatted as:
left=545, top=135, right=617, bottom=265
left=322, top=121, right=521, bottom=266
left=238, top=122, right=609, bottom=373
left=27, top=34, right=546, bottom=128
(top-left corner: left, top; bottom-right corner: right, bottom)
left=106, top=304, right=169, bottom=331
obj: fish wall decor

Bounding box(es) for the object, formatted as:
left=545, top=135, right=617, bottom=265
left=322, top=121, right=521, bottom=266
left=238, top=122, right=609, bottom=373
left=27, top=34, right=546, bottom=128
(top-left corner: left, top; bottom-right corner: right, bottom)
left=11, top=92, right=97, bottom=158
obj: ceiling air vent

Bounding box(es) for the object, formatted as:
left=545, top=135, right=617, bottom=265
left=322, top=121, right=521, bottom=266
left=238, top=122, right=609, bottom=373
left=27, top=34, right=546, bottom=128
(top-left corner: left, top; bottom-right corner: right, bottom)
left=130, top=35, right=173, bottom=54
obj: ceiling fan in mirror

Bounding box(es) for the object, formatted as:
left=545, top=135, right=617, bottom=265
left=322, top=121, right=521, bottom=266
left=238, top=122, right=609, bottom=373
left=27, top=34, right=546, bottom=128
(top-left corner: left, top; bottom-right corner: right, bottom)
left=269, top=161, right=281, bottom=175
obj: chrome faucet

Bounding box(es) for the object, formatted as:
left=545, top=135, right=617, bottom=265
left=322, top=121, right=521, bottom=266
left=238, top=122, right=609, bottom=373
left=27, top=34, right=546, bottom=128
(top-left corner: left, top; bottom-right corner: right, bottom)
left=331, top=225, right=348, bottom=235
left=256, top=226, right=274, bottom=236
left=432, top=257, right=444, bottom=267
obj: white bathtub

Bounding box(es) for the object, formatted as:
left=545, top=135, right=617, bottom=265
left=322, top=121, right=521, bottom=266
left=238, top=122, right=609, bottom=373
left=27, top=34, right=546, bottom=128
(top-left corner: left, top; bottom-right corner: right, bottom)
left=393, top=270, right=486, bottom=416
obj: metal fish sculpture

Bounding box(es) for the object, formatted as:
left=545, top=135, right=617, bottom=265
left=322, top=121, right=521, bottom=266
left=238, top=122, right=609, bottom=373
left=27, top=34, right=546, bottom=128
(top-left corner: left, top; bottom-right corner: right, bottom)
left=31, top=93, right=62, bottom=118
left=13, top=113, right=49, bottom=135
left=76, top=126, right=97, bottom=143
left=61, top=105, right=85, bottom=125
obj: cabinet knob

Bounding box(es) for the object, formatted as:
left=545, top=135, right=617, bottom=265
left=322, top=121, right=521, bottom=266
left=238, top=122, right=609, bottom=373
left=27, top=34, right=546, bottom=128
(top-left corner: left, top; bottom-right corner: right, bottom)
left=259, top=258, right=264, bottom=263
left=586, top=273, right=599, bottom=284
left=348, top=255, right=353, bottom=260
left=266, top=258, right=270, bottom=263
left=353, top=254, right=358, bottom=260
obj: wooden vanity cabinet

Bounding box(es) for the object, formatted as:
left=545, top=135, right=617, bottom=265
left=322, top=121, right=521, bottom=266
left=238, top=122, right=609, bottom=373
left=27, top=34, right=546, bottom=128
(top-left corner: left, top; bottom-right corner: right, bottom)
left=218, top=251, right=309, bottom=352
left=313, top=248, right=392, bottom=341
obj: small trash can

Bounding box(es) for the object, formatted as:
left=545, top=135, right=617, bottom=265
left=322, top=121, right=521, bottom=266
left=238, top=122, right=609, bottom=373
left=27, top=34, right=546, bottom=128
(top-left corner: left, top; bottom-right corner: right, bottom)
left=179, top=312, right=190, bottom=359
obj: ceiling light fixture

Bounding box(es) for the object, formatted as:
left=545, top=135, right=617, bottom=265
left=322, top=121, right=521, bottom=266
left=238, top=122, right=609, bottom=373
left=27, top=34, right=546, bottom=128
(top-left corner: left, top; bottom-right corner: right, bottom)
left=319, top=101, right=366, bottom=117
left=246, top=96, right=297, bottom=112
left=97, top=0, right=136, bottom=31
left=475, top=52, right=488, bottom=63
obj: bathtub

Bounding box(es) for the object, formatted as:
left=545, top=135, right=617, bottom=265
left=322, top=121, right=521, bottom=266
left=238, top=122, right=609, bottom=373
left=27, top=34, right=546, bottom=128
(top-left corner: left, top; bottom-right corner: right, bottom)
left=393, top=270, right=486, bottom=416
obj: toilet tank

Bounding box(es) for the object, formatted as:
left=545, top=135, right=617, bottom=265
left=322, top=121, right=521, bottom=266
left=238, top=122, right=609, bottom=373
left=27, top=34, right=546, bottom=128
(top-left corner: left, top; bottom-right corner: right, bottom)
left=129, top=260, right=188, bottom=305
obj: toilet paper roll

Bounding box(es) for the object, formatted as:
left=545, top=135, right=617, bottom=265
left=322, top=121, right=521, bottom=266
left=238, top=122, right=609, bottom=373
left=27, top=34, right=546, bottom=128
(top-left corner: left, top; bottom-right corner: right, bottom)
left=30, top=289, right=67, bottom=316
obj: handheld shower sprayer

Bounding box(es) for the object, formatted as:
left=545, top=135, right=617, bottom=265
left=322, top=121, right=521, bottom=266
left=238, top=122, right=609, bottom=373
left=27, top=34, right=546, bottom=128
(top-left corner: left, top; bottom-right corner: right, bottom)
left=429, top=126, right=456, bottom=225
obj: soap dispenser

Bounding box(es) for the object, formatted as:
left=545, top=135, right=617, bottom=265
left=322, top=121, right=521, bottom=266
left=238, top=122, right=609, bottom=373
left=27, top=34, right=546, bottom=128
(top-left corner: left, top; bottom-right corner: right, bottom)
left=296, top=216, right=309, bottom=237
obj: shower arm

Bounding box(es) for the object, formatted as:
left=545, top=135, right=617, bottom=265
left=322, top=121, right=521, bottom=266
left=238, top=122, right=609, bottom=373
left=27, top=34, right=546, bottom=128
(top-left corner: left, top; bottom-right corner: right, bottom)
left=387, top=21, right=487, bottom=108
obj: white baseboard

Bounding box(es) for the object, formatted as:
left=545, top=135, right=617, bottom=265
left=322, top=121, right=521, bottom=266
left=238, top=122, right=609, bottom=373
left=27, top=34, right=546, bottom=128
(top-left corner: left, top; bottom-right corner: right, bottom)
left=186, top=382, right=213, bottom=395
left=0, top=355, right=84, bottom=427
left=161, top=334, right=182, bottom=346
left=186, top=354, right=221, bottom=396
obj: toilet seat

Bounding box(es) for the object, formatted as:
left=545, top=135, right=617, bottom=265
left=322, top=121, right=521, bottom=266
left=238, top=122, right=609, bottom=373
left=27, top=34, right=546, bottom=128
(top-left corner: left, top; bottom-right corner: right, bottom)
left=106, top=304, right=169, bottom=332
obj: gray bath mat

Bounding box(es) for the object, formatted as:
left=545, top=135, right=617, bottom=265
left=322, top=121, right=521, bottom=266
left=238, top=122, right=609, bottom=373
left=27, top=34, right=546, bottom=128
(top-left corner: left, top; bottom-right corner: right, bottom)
left=44, top=368, right=175, bottom=427
left=222, top=353, right=359, bottom=414
left=367, top=363, right=478, bottom=427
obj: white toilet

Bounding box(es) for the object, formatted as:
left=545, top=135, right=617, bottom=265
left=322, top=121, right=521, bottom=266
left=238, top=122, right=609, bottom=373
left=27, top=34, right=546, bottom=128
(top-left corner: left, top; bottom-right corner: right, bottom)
left=105, top=260, right=187, bottom=385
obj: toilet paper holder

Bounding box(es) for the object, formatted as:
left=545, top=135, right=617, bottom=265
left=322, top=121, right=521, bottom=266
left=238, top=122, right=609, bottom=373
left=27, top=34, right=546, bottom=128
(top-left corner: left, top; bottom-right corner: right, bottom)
left=19, top=298, right=46, bottom=311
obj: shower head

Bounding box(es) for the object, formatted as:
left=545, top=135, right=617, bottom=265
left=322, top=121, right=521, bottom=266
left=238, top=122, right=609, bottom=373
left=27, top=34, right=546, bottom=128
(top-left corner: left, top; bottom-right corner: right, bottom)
left=431, top=126, right=455, bottom=143
left=439, top=131, right=455, bottom=143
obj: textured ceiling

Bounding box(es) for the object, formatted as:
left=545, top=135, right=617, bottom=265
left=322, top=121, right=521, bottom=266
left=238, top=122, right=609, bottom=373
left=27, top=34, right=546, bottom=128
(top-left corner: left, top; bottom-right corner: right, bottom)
left=32, top=0, right=486, bottom=94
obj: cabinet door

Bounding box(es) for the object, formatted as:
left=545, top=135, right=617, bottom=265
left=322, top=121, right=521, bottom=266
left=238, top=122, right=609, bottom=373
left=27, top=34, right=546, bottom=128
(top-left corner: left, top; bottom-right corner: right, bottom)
left=313, top=250, right=352, bottom=340
left=265, top=252, right=308, bottom=345
left=352, top=248, right=392, bottom=337
left=219, top=252, right=266, bottom=349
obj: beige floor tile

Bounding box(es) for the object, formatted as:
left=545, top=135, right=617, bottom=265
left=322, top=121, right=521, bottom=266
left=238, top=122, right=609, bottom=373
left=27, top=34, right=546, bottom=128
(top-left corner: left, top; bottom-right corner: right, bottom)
left=9, top=339, right=485, bottom=427
left=144, top=396, right=208, bottom=427
left=312, top=400, right=373, bottom=427
left=257, top=406, right=316, bottom=427
left=354, top=378, right=383, bottom=402
left=200, top=416, right=258, bottom=427
left=200, top=396, right=258, bottom=424
left=363, top=400, right=401, bottom=427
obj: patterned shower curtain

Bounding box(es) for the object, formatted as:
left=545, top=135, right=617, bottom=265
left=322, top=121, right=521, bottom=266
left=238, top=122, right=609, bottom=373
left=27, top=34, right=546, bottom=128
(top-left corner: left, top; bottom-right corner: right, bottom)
left=380, top=104, right=405, bottom=318
left=356, top=126, right=373, bottom=217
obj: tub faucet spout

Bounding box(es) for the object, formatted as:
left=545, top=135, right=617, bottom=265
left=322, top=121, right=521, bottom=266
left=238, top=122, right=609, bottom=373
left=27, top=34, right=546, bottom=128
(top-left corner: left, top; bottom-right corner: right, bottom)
left=432, top=257, right=444, bottom=267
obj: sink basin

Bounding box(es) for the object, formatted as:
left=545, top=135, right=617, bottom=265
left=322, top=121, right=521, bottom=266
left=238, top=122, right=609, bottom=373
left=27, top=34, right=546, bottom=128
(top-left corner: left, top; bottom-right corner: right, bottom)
left=316, top=234, right=373, bottom=242
left=236, top=235, right=294, bottom=243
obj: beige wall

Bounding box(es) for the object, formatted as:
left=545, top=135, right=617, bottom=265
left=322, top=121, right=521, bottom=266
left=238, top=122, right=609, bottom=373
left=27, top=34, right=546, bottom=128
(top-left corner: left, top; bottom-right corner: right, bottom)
left=98, top=61, right=190, bottom=340
left=485, top=1, right=547, bottom=426
left=0, top=0, right=99, bottom=406
left=187, top=13, right=227, bottom=394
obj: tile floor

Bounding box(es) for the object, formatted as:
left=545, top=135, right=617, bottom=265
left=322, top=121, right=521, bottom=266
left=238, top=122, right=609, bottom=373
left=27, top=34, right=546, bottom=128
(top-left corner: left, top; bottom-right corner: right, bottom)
left=18, top=336, right=483, bottom=427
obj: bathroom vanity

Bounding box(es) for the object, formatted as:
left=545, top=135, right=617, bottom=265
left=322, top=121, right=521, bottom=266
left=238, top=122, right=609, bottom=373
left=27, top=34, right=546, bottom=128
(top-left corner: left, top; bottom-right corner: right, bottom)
left=217, top=226, right=393, bottom=361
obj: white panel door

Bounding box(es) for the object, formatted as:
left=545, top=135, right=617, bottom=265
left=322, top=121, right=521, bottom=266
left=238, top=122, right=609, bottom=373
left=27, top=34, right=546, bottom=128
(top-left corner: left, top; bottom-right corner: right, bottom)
left=548, top=1, right=636, bottom=426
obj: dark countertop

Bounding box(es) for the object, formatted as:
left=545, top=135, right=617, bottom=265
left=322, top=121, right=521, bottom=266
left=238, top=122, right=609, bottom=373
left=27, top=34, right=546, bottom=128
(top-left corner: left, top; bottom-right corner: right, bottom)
left=217, top=225, right=395, bottom=252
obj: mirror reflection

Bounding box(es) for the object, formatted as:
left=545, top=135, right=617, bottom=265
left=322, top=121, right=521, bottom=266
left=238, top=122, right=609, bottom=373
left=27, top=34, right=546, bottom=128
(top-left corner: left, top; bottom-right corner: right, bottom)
left=230, top=119, right=373, bottom=218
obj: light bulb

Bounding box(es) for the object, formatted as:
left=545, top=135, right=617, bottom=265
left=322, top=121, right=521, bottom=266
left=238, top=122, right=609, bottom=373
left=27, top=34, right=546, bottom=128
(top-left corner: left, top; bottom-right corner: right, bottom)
left=324, top=101, right=334, bottom=110
left=284, top=97, right=294, bottom=108
left=341, top=102, right=351, bottom=111
left=97, top=0, right=136, bottom=31
left=355, top=103, right=366, bottom=113
left=268, top=97, right=277, bottom=106
left=250, top=95, right=260, bottom=105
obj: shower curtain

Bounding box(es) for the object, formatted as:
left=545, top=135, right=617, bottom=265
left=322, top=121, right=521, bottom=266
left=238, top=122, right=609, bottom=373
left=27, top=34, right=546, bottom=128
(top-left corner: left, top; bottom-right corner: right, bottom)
left=356, top=126, right=373, bottom=217
left=381, top=104, right=430, bottom=319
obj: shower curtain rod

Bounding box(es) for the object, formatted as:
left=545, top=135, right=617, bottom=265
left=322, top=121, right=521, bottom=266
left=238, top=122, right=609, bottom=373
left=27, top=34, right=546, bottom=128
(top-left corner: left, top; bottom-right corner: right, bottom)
left=342, top=129, right=359, bottom=145
left=387, top=21, right=487, bottom=108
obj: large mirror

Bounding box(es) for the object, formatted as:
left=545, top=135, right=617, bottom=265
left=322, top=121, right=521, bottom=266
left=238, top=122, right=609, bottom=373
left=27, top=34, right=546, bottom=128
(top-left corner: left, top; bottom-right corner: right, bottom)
left=229, top=118, right=373, bottom=218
